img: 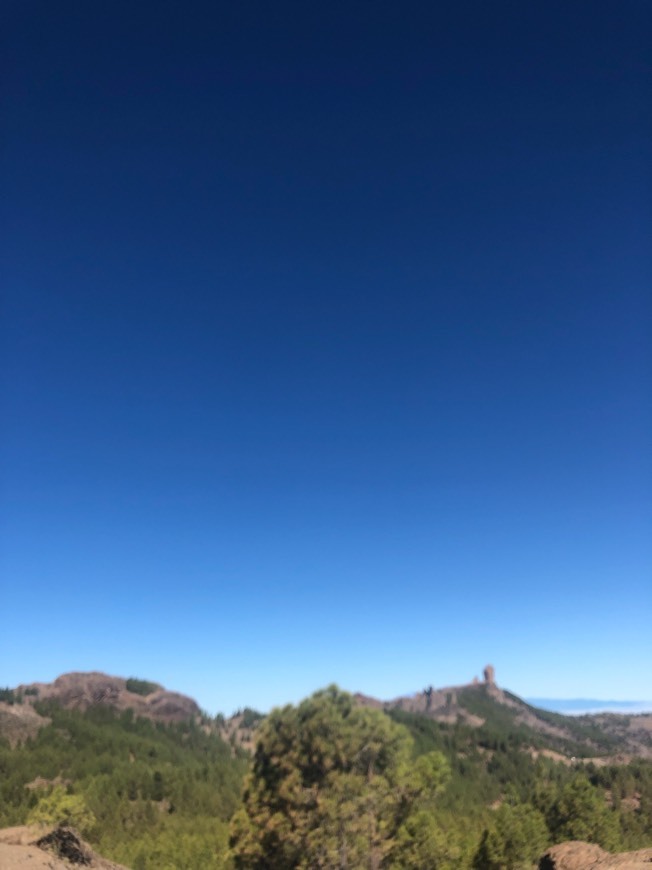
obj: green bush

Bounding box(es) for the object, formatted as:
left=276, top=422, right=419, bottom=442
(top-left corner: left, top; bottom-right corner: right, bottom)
left=126, top=679, right=159, bottom=697
left=473, top=801, right=549, bottom=869
left=28, top=785, right=97, bottom=835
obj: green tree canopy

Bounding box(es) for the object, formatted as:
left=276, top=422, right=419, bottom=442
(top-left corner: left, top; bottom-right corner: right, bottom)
left=28, top=785, right=97, bottom=835
left=125, top=678, right=159, bottom=696
left=473, top=801, right=548, bottom=870
left=229, top=685, right=450, bottom=870
left=548, top=776, right=621, bottom=851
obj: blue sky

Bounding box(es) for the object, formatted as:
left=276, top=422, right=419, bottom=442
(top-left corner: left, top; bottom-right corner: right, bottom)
left=2, top=0, right=650, bottom=714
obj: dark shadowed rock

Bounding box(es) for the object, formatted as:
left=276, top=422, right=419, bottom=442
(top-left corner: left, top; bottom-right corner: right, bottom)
left=36, top=826, right=93, bottom=865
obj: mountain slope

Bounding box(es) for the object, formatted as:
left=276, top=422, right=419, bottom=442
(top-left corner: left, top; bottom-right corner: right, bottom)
left=16, top=672, right=201, bottom=722
left=0, top=698, right=247, bottom=870
left=0, top=669, right=651, bottom=869
left=355, top=667, right=652, bottom=760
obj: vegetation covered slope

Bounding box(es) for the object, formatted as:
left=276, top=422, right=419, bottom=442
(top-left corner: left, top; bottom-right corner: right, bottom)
left=0, top=701, right=247, bottom=869
left=387, top=706, right=652, bottom=865
left=0, top=674, right=651, bottom=869
left=359, top=679, right=652, bottom=760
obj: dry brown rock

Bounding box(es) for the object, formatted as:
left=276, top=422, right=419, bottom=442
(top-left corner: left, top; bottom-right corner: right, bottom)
left=0, top=704, right=50, bottom=747
left=539, top=841, right=652, bottom=869
left=16, top=672, right=200, bottom=724
left=539, top=842, right=608, bottom=868
left=0, top=826, right=129, bottom=869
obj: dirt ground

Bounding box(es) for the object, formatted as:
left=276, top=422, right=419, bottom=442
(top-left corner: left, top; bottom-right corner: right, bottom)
left=0, top=826, right=128, bottom=870
left=540, top=840, right=652, bottom=869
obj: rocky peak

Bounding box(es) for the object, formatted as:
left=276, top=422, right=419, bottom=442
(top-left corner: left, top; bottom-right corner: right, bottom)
left=17, top=672, right=201, bottom=723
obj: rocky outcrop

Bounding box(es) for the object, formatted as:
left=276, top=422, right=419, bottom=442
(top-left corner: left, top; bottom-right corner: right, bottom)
left=17, top=672, right=201, bottom=724
left=355, top=685, right=485, bottom=727
left=0, top=825, right=129, bottom=869
left=352, top=669, right=652, bottom=760
left=0, top=702, right=50, bottom=747
left=539, top=841, right=652, bottom=869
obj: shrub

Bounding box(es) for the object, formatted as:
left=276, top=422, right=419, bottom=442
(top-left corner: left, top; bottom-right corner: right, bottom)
left=125, top=679, right=158, bottom=697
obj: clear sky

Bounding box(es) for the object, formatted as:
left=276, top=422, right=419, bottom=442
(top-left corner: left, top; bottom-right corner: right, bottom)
left=2, top=1, right=650, bottom=715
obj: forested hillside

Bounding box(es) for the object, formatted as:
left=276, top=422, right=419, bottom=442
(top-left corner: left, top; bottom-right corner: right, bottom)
left=1, top=676, right=651, bottom=868
left=0, top=701, right=247, bottom=869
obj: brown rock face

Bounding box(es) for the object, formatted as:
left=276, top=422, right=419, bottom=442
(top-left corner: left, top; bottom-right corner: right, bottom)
left=0, top=826, right=129, bottom=870
left=18, top=672, right=201, bottom=724
left=539, top=841, right=652, bottom=869
left=0, top=703, right=50, bottom=747
left=483, top=664, right=495, bottom=685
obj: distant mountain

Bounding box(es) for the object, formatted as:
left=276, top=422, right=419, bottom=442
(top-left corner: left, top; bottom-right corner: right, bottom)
left=0, top=672, right=201, bottom=745
left=354, top=666, right=652, bottom=760
left=1, top=667, right=651, bottom=870
left=527, top=698, right=652, bottom=715
left=2, top=666, right=652, bottom=761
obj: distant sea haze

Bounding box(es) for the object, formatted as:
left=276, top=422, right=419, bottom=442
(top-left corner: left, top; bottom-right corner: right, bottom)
left=527, top=699, right=652, bottom=715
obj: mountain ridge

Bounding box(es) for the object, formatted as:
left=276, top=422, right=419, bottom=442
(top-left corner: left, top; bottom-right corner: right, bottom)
left=2, top=667, right=651, bottom=760
left=0, top=672, right=201, bottom=746
left=1, top=668, right=651, bottom=868
left=353, top=666, right=652, bottom=761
